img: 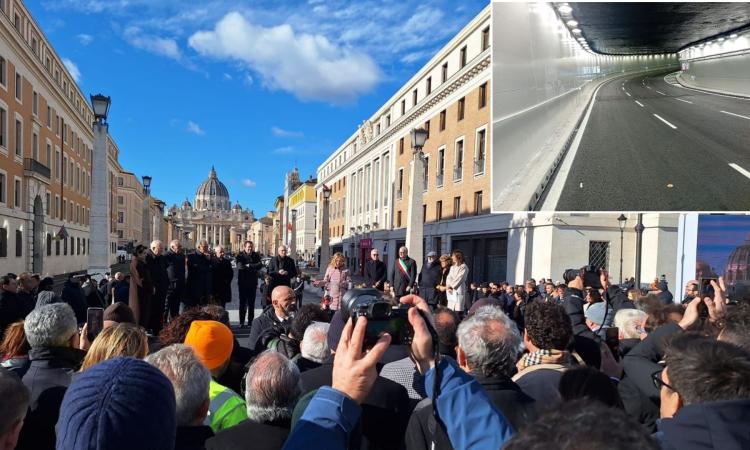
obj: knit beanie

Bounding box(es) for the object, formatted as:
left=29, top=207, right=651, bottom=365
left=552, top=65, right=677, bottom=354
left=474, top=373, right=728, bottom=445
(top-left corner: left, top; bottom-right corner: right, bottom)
left=184, top=320, right=234, bottom=370
left=56, top=357, right=176, bottom=450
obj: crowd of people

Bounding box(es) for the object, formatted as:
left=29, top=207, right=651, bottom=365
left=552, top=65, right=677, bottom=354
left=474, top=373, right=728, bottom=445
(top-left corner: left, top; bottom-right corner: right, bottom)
left=1, top=245, right=749, bottom=449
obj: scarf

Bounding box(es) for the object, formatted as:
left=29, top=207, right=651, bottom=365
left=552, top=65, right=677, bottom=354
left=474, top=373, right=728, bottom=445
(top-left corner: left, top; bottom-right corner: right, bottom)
left=397, top=258, right=411, bottom=281
left=516, top=349, right=570, bottom=372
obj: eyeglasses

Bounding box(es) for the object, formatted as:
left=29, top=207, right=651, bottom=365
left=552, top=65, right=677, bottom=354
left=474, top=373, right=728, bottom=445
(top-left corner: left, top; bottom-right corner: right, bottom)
left=651, top=369, right=678, bottom=392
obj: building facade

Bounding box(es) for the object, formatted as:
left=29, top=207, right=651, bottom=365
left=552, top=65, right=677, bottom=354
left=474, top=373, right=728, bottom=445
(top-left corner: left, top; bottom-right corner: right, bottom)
left=316, top=5, right=492, bottom=277
left=288, top=177, right=317, bottom=261
left=249, top=211, right=275, bottom=256
left=169, top=167, right=255, bottom=253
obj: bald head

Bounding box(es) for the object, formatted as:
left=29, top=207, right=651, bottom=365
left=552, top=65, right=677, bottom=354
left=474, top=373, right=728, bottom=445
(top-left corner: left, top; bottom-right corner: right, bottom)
left=169, top=240, right=182, bottom=253
left=271, top=286, right=296, bottom=319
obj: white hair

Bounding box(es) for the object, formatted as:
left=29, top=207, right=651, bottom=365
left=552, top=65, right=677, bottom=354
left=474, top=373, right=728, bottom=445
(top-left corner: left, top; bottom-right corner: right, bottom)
left=24, top=303, right=78, bottom=348
left=150, top=240, right=163, bottom=249
left=614, top=308, right=648, bottom=339
left=456, top=306, right=522, bottom=378
left=244, top=351, right=301, bottom=423
left=145, top=344, right=211, bottom=426
left=214, top=245, right=224, bottom=252
left=301, top=322, right=330, bottom=363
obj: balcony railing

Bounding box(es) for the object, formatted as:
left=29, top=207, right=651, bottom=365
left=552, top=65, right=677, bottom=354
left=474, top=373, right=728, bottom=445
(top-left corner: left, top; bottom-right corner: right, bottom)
left=453, top=165, right=463, bottom=182
left=474, top=158, right=485, bottom=175
left=436, top=173, right=444, bottom=187
left=24, top=158, right=51, bottom=180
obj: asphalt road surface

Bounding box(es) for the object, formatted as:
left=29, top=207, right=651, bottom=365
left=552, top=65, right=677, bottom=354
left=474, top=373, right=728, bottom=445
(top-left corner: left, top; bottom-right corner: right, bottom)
left=547, top=69, right=750, bottom=211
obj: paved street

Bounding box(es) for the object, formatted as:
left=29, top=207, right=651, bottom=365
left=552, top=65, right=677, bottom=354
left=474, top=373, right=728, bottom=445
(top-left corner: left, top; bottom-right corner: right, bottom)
left=546, top=69, right=750, bottom=211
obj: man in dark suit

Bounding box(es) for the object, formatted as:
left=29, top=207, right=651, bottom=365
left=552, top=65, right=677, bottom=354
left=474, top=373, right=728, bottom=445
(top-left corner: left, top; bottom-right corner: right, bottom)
left=267, top=245, right=298, bottom=293
left=211, top=245, right=234, bottom=309
left=187, top=240, right=213, bottom=307
left=146, top=240, right=169, bottom=335
left=364, top=248, right=387, bottom=291
left=165, top=240, right=186, bottom=320
left=417, top=251, right=441, bottom=307
left=391, top=246, right=417, bottom=301
left=235, top=241, right=263, bottom=327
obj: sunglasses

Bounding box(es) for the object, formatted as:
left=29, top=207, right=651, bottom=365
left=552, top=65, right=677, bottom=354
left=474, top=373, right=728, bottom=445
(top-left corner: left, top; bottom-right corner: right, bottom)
left=651, top=369, right=677, bottom=393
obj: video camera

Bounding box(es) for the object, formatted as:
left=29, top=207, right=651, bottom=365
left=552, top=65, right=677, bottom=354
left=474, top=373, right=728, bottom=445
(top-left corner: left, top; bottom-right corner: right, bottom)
left=564, top=265, right=604, bottom=289
left=340, top=288, right=413, bottom=348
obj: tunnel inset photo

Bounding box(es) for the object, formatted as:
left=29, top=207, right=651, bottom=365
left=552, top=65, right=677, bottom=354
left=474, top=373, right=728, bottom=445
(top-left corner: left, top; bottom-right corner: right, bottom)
left=490, top=2, right=750, bottom=212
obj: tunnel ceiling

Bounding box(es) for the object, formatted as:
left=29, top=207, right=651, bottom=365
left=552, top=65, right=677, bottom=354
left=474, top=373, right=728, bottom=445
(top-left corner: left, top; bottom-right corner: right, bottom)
left=566, top=2, right=750, bottom=54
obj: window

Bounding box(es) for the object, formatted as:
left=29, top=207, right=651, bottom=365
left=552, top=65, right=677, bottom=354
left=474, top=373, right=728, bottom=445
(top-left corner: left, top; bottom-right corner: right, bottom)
left=0, top=57, right=5, bottom=86
left=441, top=62, right=448, bottom=83
left=397, top=168, right=404, bottom=199
left=14, top=179, right=20, bottom=207
left=0, top=173, right=4, bottom=203
left=15, top=230, right=21, bottom=257
left=436, top=200, right=443, bottom=221
left=14, top=72, right=21, bottom=101
left=0, top=228, right=6, bottom=257
left=437, top=148, right=445, bottom=186
left=424, top=120, right=430, bottom=138
left=453, top=196, right=461, bottom=219
left=482, top=26, right=490, bottom=51
left=0, top=107, right=6, bottom=147
left=46, top=233, right=51, bottom=256
left=439, top=110, right=446, bottom=131
left=412, top=89, right=418, bottom=106
left=56, top=236, right=60, bottom=255
left=479, top=82, right=487, bottom=109
left=399, top=137, right=404, bottom=155
left=32, top=91, right=37, bottom=115
left=422, top=204, right=427, bottom=223
left=46, top=192, right=50, bottom=214
left=117, top=230, right=123, bottom=239
left=14, top=120, right=21, bottom=156
left=423, top=156, right=429, bottom=191
left=13, top=14, right=19, bottom=33
left=376, top=123, right=380, bottom=135
left=117, top=195, right=124, bottom=205
left=589, top=241, right=610, bottom=269
left=401, top=99, right=406, bottom=115
left=460, top=46, right=467, bottom=68
left=55, top=150, right=60, bottom=179
left=117, top=177, right=123, bottom=187
left=46, top=106, right=51, bottom=127
left=474, top=191, right=483, bottom=215
left=457, top=97, right=465, bottom=121
left=397, top=211, right=402, bottom=228
left=386, top=114, right=391, bottom=127
left=32, top=133, right=38, bottom=160
left=426, top=77, right=432, bottom=95
left=454, top=139, right=464, bottom=181
left=475, top=129, right=486, bottom=175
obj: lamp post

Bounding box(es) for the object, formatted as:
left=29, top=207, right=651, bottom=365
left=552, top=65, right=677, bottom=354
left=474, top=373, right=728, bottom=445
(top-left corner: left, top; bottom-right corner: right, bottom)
left=141, top=175, right=152, bottom=244
left=634, top=214, right=645, bottom=291
left=319, top=185, right=332, bottom=276
left=617, top=214, right=627, bottom=284
left=405, top=127, right=429, bottom=272
left=88, top=94, right=112, bottom=278
left=290, top=209, right=298, bottom=261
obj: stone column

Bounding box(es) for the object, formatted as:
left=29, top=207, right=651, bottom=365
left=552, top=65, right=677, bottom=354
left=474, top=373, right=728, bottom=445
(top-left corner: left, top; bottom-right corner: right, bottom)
left=405, top=152, right=425, bottom=274
left=319, top=196, right=331, bottom=277
left=88, top=121, right=110, bottom=277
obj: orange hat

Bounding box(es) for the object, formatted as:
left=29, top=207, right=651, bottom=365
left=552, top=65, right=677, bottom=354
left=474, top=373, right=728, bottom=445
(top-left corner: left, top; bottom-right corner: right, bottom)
left=184, top=320, right=234, bottom=370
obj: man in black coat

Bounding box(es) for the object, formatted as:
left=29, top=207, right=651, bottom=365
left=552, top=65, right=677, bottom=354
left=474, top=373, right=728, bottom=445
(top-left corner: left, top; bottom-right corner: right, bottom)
left=186, top=240, right=213, bottom=307
left=165, top=240, right=186, bottom=320
left=211, top=245, right=234, bottom=309
left=417, top=251, right=441, bottom=307
left=0, top=275, right=26, bottom=340
left=654, top=280, right=674, bottom=304
left=248, top=286, right=297, bottom=353
left=364, top=248, right=387, bottom=291
left=267, top=245, right=298, bottom=292
left=60, top=275, right=88, bottom=326
left=391, top=246, right=418, bottom=300
left=235, top=241, right=263, bottom=327
left=146, top=240, right=170, bottom=334
left=17, top=303, right=86, bottom=450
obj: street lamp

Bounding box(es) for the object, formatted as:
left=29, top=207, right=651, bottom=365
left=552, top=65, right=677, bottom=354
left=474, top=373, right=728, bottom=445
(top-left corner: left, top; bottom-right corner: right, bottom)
left=320, top=185, right=332, bottom=276
left=141, top=175, right=152, bottom=243
left=290, top=209, right=298, bottom=260
left=617, top=214, right=627, bottom=284
left=406, top=127, right=429, bottom=273
left=634, top=214, right=645, bottom=291
left=141, top=175, right=152, bottom=195
left=90, top=94, right=111, bottom=124
left=87, top=94, right=112, bottom=278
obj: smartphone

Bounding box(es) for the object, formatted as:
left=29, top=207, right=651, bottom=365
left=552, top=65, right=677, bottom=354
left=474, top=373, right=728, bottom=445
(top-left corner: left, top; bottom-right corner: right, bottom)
left=87, top=307, right=104, bottom=342
left=699, top=278, right=717, bottom=299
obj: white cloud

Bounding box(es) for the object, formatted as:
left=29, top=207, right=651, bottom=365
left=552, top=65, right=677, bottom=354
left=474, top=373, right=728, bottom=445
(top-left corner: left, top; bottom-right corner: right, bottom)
left=188, top=12, right=381, bottom=104
left=77, top=34, right=94, bottom=45
left=242, top=178, right=256, bottom=188
left=273, top=146, right=294, bottom=155
left=222, top=72, right=233, bottom=80
left=124, top=26, right=182, bottom=60
left=186, top=120, right=205, bottom=135
left=271, top=126, right=303, bottom=138
left=243, top=73, right=254, bottom=86
left=62, top=58, right=82, bottom=82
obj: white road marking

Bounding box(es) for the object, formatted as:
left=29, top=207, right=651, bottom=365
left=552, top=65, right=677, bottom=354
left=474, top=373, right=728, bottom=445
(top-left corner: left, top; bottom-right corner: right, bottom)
left=626, top=92, right=631, bottom=97
left=676, top=98, right=693, bottom=104
left=635, top=101, right=644, bottom=107
left=720, top=110, right=750, bottom=120
left=646, top=86, right=652, bottom=90
left=653, top=114, right=677, bottom=129
left=729, top=163, right=750, bottom=180
left=622, top=87, right=625, bottom=91
left=655, top=90, right=666, bottom=95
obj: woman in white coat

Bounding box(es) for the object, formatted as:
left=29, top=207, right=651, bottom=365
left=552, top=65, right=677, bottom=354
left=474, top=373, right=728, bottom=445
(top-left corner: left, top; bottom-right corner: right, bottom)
left=445, top=249, right=469, bottom=312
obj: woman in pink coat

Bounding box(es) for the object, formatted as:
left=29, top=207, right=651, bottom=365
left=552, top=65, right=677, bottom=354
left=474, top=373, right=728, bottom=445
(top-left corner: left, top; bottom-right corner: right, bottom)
left=323, top=252, right=350, bottom=310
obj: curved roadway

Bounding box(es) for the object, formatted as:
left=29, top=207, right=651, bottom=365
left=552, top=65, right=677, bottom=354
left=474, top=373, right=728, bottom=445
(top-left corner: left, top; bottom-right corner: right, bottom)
left=547, top=69, right=750, bottom=211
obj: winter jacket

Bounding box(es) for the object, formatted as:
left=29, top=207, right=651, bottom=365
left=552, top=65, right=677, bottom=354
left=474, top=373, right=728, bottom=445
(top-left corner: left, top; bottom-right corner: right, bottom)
left=175, top=425, right=214, bottom=450
left=205, top=379, right=248, bottom=432
left=206, top=418, right=290, bottom=450
left=61, top=280, right=88, bottom=325
left=165, top=250, right=187, bottom=288
left=323, top=266, right=350, bottom=309
left=236, top=251, right=262, bottom=284
left=267, top=255, right=298, bottom=291
left=187, top=252, right=213, bottom=305
left=418, top=260, right=442, bottom=306
left=147, top=251, right=170, bottom=292
left=364, top=259, right=387, bottom=290
left=563, top=287, right=598, bottom=339
left=445, top=263, right=468, bottom=311
left=17, top=346, right=85, bottom=450
left=212, top=256, right=234, bottom=306
left=391, top=257, right=418, bottom=297
left=406, top=373, right=536, bottom=450
left=655, top=399, right=750, bottom=450
left=0, top=290, right=27, bottom=340
left=248, top=307, right=291, bottom=353
left=657, top=290, right=674, bottom=304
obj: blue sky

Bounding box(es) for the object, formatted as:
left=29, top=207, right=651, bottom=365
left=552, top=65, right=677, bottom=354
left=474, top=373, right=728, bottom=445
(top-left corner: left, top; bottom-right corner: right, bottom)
left=696, top=215, right=750, bottom=279
left=27, top=0, right=487, bottom=216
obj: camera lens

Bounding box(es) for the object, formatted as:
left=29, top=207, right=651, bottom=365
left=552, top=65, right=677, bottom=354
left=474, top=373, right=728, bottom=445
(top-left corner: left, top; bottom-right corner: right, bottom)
left=369, top=302, right=391, bottom=320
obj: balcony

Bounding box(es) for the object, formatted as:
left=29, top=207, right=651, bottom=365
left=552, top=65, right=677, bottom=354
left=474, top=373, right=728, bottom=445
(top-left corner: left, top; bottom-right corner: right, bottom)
left=436, top=173, right=444, bottom=187
left=453, top=165, right=463, bottom=182
left=474, top=158, right=485, bottom=175
left=24, top=158, right=51, bottom=182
